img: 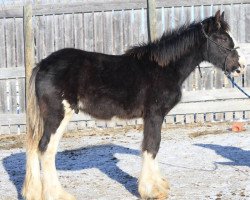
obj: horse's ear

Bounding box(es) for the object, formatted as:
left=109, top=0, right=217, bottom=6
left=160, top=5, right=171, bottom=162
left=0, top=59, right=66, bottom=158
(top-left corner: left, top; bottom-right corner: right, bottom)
left=221, top=11, right=225, bottom=21
left=214, top=10, right=221, bottom=29
left=215, top=10, right=221, bottom=22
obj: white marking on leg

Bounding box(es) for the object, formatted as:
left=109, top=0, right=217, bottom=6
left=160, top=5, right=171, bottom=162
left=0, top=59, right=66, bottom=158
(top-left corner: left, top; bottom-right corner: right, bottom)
left=22, top=150, right=42, bottom=200
left=139, top=151, right=169, bottom=199
left=41, top=100, right=75, bottom=200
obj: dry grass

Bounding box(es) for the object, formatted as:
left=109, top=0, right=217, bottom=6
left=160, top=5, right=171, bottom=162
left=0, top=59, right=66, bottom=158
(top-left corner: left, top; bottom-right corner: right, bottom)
left=0, top=134, right=25, bottom=150
left=189, top=130, right=227, bottom=138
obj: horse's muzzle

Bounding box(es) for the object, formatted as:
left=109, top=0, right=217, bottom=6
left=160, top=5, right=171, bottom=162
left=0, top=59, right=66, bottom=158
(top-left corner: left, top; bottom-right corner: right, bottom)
left=231, top=65, right=245, bottom=77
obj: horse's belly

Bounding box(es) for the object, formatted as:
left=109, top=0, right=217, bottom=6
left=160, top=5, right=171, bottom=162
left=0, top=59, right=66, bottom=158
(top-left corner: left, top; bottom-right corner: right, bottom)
left=78, top=98, right=143, bottom=120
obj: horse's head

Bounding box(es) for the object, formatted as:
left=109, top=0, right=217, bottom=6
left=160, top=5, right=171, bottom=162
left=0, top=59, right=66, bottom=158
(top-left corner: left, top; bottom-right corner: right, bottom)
left=201, top=10, right=246, bottom=76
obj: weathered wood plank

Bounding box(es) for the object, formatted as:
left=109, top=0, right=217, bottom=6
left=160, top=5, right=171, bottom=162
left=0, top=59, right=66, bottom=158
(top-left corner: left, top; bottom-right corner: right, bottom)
left=0, top=80, right=8, bottom=114
left=0, top=19, right=6, bottom=69
left=142, top=8, right=148, bottom=43
left=74, top=13, right=84, bottom=50
left=34, top=15, right=46, bottom=61
left=246, top=4, right=250, bottom=43
left=174, top=7, right=181, bottom=31
left=0, top=67, right=25, bottom=79
left=5, top=18, right=16, bottom=68
left=54, top=14, right=65, bottom=51
left=158, top=7, right=165, bottom=37
left=5, top=18, right=17, bottom=116
left=84, top=12, right=94, bottom=51
left=93, top=12, right=104, bottom=52
left=194, top=68, right=203, bottom=90
left=0, top=113, right=25, bottom=125
left=64, top=14, right=74, bottom=48
left=163, top=6, right=171, bottom=32
left=18, top=78, right=26, bottom=113
left=15, top=18, right=24, bottom=68
left=9, top=79, right=17, bottom=114
left=113, top=11, right=123, bottom=54
left=0, top=6, right=23, bottom=18
left=238, top=3, right=246, bottom=43
left=204, top=67, right=213, bottom=90
left=132, top=9, right=139, bottom=47
left=214, top=68, right=224, bottom=89
left=123, top=10, right=132, bottom=51
left=44, top=15, right=54, bottom=56
left=103, top=11, right=113, bottom=54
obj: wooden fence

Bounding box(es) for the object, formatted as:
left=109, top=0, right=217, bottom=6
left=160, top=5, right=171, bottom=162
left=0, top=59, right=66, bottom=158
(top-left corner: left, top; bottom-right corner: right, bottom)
left=0, top=0, right=250, bottom=134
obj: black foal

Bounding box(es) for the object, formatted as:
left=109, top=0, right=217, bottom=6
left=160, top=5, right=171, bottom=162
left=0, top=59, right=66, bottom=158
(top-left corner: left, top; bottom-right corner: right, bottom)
left=23, top=10, right=245, bottom=200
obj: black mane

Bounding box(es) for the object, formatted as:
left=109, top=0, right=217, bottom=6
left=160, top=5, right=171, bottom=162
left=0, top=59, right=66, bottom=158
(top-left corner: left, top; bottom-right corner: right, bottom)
left=125, top=17, right=230, bottom=67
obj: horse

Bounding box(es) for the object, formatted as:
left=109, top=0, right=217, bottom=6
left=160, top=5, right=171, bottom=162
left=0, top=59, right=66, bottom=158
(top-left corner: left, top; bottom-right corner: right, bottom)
left=22, top=10, right=246, bottom=200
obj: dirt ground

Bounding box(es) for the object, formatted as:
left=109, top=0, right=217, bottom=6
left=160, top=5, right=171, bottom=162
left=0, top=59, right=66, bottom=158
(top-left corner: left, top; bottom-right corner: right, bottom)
left=1, top=122, right=250, bottom=200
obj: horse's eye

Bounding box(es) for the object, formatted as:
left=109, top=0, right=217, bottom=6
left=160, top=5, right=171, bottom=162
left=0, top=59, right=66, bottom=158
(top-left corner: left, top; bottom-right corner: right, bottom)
left=221, top=37, right=228, bottom=42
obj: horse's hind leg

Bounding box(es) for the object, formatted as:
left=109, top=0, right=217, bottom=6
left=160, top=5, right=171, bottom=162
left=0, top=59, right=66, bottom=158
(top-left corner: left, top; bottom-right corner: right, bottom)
left=40, top=100, right=75, bottom=200
left=139, top=114, right=170, bottom=200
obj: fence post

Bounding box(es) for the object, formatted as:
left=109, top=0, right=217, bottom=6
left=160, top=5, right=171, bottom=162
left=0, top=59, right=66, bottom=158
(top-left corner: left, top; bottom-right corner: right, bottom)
left=23, top=3, right=34, bottom=131
left=147, top=0, right=157, bottom=42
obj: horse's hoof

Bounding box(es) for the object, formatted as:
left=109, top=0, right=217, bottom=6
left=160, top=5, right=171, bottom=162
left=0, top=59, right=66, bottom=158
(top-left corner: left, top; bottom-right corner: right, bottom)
left=22, top=190, right=42, bottom=200
left=42, top=187, right=76, bottom=200
left=139, top=178, right=170, bottom=200
left=22, top=179, right=42, bottom=200
left=60, top=190, right=76, bottom=200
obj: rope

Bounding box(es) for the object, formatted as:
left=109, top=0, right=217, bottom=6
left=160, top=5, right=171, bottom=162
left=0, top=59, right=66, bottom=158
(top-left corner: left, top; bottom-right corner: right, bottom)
left=226, top=74, right=250, bottom=98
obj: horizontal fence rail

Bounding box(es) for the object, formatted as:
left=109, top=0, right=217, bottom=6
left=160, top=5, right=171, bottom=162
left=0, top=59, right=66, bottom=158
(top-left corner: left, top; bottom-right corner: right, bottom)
left=0, top=0, right=250, bottom=134
left=1, top=0, right=250, bottom=18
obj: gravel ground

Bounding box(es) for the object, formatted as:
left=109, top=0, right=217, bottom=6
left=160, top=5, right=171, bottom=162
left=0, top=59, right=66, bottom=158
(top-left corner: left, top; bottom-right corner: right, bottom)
left=1, top=123, right=250, bottom=200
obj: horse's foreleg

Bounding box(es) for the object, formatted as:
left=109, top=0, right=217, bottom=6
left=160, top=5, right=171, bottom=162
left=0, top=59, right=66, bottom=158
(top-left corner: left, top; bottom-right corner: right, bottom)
left=139, top=115, right=169, bottom=200
left=40, top=100, right=75, bottom=200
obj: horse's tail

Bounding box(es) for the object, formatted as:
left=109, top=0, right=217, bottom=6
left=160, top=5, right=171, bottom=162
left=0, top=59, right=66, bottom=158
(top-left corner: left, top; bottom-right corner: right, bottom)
left=27, top=64, right=43, bottom=145
left=22, top=64, right=43, bottom=199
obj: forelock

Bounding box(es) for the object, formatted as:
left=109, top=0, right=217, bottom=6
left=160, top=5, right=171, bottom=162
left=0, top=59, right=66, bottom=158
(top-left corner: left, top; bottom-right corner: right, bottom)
left=220, top=19, right=230, bottom=32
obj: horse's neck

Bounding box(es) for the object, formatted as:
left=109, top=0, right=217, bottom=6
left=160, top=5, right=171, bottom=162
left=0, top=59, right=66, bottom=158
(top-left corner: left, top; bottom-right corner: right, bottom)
left=175, top=48, right=203, bottom=85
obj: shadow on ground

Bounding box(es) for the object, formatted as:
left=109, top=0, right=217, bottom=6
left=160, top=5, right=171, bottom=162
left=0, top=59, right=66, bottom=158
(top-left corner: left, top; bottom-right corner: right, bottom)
left=195, top=144, right=250, bottom=167
left=2, top=144, right=140, bottom=200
